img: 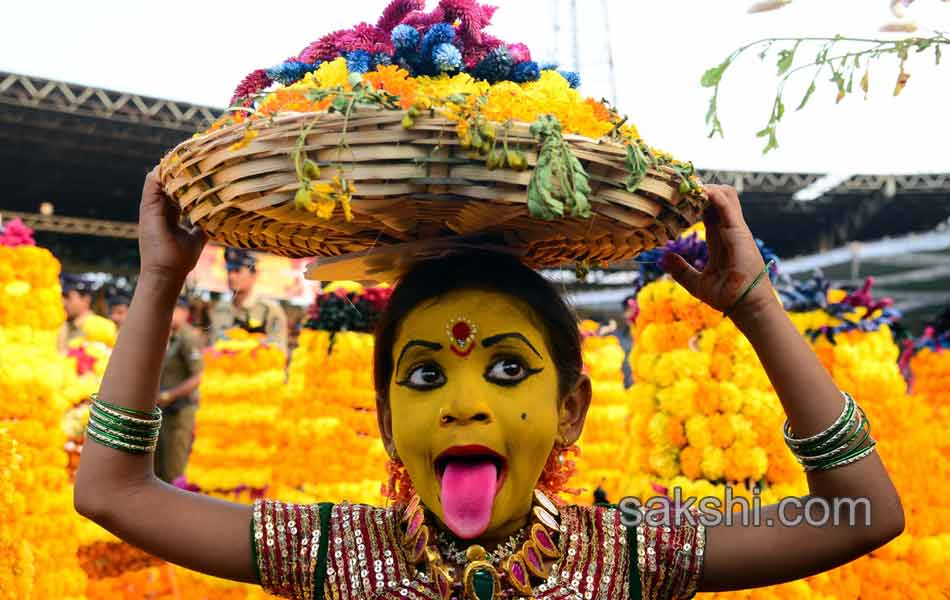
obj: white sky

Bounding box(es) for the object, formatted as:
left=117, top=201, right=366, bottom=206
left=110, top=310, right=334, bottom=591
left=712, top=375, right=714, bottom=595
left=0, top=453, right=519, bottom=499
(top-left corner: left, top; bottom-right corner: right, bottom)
left=3, top=0, right=948, bottom=173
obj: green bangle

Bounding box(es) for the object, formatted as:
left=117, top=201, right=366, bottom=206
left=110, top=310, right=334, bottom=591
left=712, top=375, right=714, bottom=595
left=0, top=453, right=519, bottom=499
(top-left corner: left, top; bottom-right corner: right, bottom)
left=805, top=440, right=877, bottom=472
left=723, top=259, right=775, bottom=319
left=91, top=400, right=162, bottom=427
left=85, top=426, right=157, bottom=454
left=89, top=406, right=161, bottom=436
left=792, top=404, right=864, bottom=458
left=91, top=393, right=161, bottom=420
left=802, top=416, right=875, bottom=471
left=86, top=418, right=158, bottom=444
left=784, top=392, right=855, bottom=451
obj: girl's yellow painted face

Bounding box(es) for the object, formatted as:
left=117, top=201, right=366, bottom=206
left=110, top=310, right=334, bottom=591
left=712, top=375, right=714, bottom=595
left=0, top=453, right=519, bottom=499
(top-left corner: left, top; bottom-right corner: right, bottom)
left=388, top=290, right=562, bottom=540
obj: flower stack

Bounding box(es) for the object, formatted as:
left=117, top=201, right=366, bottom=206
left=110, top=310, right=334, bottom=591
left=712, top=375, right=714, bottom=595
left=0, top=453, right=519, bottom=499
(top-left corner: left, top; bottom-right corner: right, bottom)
left=572, top=322, right=632, bottom=502
left=184, top=329, right=285, bottom=497
left=625, top=228, right=950, bottom=598
left=903, top=306, right=950, bottom=411
left=273, top=283, right=391, bottom=505
left=0, top=219, right=86, bottom=599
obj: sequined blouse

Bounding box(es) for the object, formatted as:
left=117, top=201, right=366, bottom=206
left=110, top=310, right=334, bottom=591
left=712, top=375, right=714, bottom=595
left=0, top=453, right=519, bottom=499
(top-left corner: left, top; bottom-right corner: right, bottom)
left=251, top=500, right=705, bottom=600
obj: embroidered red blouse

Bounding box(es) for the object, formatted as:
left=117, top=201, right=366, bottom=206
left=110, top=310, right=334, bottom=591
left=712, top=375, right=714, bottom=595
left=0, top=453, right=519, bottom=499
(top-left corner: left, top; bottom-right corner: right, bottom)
left=251, top=500, right=705, bottom=600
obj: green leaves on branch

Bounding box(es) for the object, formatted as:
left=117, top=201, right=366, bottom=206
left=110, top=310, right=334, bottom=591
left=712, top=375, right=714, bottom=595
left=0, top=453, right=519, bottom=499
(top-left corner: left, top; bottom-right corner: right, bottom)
left=527, top=115, right=592, bottom=221
left=701, top=32, right=950, bottom=154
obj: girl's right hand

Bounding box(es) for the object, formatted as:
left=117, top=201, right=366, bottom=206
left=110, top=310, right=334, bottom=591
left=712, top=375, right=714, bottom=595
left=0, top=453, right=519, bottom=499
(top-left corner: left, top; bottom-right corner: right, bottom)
left=138, top=166, right=207, bottom=281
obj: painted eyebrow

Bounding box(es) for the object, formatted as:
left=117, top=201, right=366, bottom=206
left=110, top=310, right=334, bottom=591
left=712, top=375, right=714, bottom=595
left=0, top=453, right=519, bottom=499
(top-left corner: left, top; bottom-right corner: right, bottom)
left=395, top=340, right=443, bottom=371
left=481, top=332, right=543, bottom=359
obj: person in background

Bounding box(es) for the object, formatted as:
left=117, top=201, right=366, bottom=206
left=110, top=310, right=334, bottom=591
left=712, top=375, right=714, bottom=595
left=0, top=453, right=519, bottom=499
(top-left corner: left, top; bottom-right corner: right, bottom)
left=59, top=274, right=95, bottom=353
left=209, top=248, right=288, bottom=352
left=107, top=286, right=133, bottom=330
left=154, top=295, right=203, bottom=484
left=617, top=294, right=638, bottom=388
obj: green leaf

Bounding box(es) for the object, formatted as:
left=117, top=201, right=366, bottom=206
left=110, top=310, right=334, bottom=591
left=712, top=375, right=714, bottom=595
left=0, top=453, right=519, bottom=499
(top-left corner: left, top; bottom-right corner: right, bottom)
left=796, top=81, right=817, bottom=110
left=700, top=59, right=730, bottom=88
left=775, top=98, right=785, bottom=121
left=776, top=48, right=795, bottom=76
left=330, top=95, right=348, bottom=112
left=761, top=129, right=779, bottom=154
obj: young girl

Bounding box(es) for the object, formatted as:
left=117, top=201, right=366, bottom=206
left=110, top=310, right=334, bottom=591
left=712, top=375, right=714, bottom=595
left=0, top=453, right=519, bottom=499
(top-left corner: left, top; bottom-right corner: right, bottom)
left=74, top=172, right=903, bottom=599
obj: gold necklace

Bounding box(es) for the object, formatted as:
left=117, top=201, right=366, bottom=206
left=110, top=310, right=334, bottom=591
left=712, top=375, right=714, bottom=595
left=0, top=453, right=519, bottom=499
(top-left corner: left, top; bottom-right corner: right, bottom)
left=401, top=489, right=562, bottom=600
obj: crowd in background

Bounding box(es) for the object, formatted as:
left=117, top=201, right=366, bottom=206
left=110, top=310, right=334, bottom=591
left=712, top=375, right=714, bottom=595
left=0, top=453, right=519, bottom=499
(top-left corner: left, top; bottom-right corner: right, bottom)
left=57, top=248, right=297, bottom=486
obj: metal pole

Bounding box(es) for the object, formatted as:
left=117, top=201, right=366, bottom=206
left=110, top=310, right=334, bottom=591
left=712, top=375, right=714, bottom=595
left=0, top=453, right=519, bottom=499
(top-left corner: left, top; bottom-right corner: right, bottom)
left=601, top=0, right=618, bottom=105
left=570, top=0, right=580, bottom=71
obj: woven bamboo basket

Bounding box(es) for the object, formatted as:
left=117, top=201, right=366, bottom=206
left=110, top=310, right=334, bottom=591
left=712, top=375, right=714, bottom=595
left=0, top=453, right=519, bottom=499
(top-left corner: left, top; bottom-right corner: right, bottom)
left=159, top=109, right=707, bottom=277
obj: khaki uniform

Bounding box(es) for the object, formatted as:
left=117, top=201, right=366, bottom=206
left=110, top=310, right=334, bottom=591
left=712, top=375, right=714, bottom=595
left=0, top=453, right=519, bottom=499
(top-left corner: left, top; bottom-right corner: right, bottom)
left=57, top=312, right=89, bottom=354
left=154, top=324, right=203, bottom=484
left=209, top=292, right=288, bottom=353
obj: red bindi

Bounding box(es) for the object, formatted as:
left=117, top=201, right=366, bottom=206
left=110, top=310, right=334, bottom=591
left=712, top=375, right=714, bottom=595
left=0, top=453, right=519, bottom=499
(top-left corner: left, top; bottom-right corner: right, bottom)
left=445, top=316, right=478, bottom=358
left=451, top=321, right=471, bottom=342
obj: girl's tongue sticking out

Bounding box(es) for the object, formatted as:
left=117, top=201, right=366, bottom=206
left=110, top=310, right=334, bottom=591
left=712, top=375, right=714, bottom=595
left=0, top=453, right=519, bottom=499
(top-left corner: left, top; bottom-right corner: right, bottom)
left=439, top=456, right=499, bottom=539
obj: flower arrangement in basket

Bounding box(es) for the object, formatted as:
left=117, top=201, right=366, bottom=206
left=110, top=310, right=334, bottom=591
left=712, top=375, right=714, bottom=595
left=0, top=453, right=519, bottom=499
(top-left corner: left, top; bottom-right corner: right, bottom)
left=158, top=0, right=707, bottom=279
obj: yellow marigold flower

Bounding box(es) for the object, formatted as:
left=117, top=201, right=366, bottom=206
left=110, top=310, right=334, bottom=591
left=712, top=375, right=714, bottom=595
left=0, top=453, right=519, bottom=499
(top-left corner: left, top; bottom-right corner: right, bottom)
left=685, top=415, right=712, bottom=449
left=313, top=57, right=351, bottom=89
left=679, top=445, right=702, bottom=480
left=648, top=447, right=680, bottom=480
left=700, top=446, right=725, bottom=481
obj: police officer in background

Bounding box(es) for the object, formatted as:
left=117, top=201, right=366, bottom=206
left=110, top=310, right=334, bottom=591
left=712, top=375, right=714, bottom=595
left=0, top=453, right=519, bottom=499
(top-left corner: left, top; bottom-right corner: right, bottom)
left=155, top=295, right=203, bottom=484
left=209, top=248, right=288, bottom=352
left=59, top=274, right=95, bottom=353
left=106, top=286, right=133, bottom=330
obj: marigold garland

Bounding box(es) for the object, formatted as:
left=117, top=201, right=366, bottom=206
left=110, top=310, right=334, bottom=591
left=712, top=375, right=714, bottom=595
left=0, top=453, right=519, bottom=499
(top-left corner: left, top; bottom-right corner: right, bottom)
left=626, top=267, right=950, bottom=599
left=185, top=329, right=285, bottom=493
left=572, top=328, right=632, bottom=502
left=0, top=229, right=87, bottom=599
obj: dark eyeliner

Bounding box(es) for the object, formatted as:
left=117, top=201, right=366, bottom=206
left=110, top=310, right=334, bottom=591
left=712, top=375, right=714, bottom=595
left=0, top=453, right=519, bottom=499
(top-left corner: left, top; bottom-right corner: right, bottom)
left=395, top=362, right=446, bottom=390
left=483, top=356, right=543, bottom=387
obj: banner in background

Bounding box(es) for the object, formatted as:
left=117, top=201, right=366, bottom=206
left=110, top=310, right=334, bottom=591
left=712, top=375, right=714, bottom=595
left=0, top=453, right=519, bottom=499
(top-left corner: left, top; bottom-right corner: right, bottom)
left=187, top=245, right=318, bottom=303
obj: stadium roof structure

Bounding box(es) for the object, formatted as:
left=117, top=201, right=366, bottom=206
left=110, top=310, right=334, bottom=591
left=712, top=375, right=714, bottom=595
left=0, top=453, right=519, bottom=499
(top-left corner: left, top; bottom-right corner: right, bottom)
left=1, top=70, right=948, bottom=327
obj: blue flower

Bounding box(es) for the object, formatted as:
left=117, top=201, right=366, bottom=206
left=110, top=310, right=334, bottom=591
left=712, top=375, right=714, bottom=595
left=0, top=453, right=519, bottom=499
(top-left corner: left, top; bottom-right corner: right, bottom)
left=511, top=60, right=540, bottom=82
left=432, top=43, right=462, bottom=73
left=372, top=52, right=393, bottom=68
left=539, top=61, right=559, bottom=71
left=558, top=70, right=581, bottom=88
left=391, top=24, right=420, bottom=52
left=346, top=50, right=372, bottom=73
left=266, top=60, right=317, bottom=85
left=420, top=23, right=456, bottom=60
left=472, top=46, right=514, bottom=83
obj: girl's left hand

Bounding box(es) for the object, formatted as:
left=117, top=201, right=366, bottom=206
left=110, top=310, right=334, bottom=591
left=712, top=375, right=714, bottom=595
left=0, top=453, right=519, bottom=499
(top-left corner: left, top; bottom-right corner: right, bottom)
left=660, top=184, right=773, bottom=317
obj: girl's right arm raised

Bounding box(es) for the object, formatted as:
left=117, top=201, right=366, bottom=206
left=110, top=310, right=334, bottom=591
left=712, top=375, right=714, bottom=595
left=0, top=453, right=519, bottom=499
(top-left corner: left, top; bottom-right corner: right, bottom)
left=73, top=168, right=257, bottom=582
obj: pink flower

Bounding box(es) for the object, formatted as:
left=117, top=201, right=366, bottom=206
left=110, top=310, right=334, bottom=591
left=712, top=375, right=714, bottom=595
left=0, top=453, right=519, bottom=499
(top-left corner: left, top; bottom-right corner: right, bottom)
left=507, top=43, right=531, bottom=63
left=0, top=218, right=35, bottom=247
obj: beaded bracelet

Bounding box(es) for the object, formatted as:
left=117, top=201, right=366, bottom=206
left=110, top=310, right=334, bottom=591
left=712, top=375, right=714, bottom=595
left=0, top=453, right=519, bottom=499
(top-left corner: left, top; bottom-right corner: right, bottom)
left=723, top=259, right=776, bottom=319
